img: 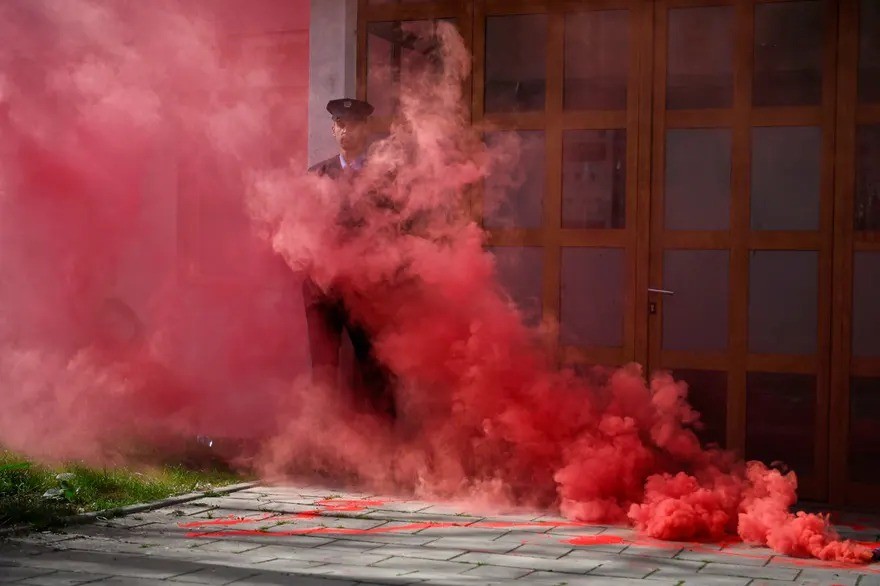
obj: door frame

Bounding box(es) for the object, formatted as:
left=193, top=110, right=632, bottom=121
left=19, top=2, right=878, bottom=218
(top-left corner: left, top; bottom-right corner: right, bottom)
left=354, top=0, right=876, bottom=507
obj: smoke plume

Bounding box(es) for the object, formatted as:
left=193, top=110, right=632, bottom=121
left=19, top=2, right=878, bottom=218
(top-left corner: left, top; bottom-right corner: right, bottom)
left=0, top=0, right=872, bottom=564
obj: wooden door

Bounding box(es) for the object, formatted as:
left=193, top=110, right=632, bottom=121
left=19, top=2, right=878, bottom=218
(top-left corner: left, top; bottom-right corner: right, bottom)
left=647, top=0, right=839, bottom=501
left=829, top=0, right=880, bottom=506
left=357, top=0, right=880, bottom=505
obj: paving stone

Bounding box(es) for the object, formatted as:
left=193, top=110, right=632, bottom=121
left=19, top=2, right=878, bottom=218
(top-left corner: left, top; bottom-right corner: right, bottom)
left=453, top=551, right=600, bottom=574
left=494, top=529, right=556, bottom=543
left=675, top=546, right=773, bottom=566
left=587, top=556, right=703, bottom=580
left=11, top=550, right=198, bottom=580
left=699, top=560, right=800, bottom=580
left=647, top=566, right=751, bottom=585
left=186, top=533, right=334, bottom=548
left=322, top=532, right=437, bottom=547
left=718, top=544, right=780, bottom=558
left=314, top=539, right=384, bottom=553
left=366, top=544, right=467, bottom=561
left=248, top=545, right=390, bottom=566
left=619, top=544, right=683, bottom=559
left=165, top=549, right=281, bottom=568
left=0, top=566, right=58, bottom=583
left=73, top=577, right=177, bottom=585
left=14, top=570, right=115, bottom=585
left=362, top=510, right=482, bottom=524
left=187, top=540, right=265, bottom=554
left=790, top=569, right=862, bottom=585
left=370, top=502, right=432, bottom=514
left=372, top=556, right=476, bottom=575
left=524, top=570, right=678, bottom=585
left=546, top=524, right=610, bottom=536
left=420, top=578, right=507, bottom=586
left=426, top=536, right=518, bottom=553
left=166, top=566, right=261, bottom=584
left=308, top=564, right=420, bottom=583
left=461, top=563, right=532, bottom=579
left=228, top=574, right=357, bottom=586
left=511, top=542, right=575, bottom=559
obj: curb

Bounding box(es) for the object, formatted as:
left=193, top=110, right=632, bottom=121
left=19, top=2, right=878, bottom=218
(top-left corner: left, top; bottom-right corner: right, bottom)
left=0, top=481, right=259, bottom=539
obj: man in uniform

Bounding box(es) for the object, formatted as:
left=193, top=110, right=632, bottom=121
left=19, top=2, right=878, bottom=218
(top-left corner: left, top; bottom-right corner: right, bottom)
left=304, top=98, right=395, bottom=419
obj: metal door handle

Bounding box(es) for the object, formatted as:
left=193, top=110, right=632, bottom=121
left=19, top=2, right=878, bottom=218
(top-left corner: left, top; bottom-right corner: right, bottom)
left=648, top=288, right=675, bottom=296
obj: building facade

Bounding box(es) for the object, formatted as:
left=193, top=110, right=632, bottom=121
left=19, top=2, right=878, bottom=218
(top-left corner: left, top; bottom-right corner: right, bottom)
left=304, top=0, right=880, bottom=507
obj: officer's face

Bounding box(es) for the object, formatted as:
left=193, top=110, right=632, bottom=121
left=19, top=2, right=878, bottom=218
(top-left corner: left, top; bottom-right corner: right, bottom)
left=332, top=118, right=369, bottom=153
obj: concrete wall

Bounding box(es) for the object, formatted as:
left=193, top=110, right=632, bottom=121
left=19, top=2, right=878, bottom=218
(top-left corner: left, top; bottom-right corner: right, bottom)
left=308, top=0, right=358, bottom=166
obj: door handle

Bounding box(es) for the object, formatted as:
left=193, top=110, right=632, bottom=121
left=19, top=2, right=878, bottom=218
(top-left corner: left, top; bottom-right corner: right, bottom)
left=648, top=288, right=674, bottom=315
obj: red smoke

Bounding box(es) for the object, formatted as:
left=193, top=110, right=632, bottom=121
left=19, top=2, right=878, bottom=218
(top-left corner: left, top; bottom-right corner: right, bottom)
left=0, top=0, right=873, bottom=565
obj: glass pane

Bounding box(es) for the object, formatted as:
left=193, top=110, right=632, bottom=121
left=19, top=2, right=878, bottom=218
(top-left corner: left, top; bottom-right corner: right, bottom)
left=560, top=247, right=624, bottom=347
left=367, top=20, right=449, bottom=117
left=748, top=251, right=818, bottom=355
left=562, top=129, right=626, bottom=229
left=753, top=1, right=823, bottom=107
left=746, top=372, right=816, bottom=477
left=665, top=129, right=731, bottom=230
left=859, top=0, right=880, bottom=103
left=663, top=250, right=729, bottom=351
left=855, top=125, right=880, bottom=231
left=850, top=377, right=880, bottom=484
left=673, top=369, right=727, bottom=448
left=751, top=126, right=822, bottom=231
left=484, top=131, right=544, bottom=229
left=489, top=246, right=543, bottom=327
left=485, top=15, right=547, bottom=113
left=564, top=10, right=629, bottom=110
left=853, top=252, right=880, bottom=357
left=667, top=6, right=734, bottom=110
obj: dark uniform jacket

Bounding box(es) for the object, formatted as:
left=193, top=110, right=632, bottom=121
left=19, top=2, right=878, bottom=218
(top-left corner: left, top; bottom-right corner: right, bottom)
left=308, top=155, right=345, bottom=179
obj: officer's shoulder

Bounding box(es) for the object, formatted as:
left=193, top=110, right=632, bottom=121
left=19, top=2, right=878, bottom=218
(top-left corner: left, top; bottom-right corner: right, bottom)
left=308, top=156, right=341, bottom=176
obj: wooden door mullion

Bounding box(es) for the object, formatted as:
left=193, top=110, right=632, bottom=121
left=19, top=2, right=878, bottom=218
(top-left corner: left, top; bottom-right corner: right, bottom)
left=726, top=0, right=754, bottom=460
left=544, top=9, right=564, bottom=360
left=634, top=0, right=654, bottom=368
left=829, top=0, right=859, bottom=506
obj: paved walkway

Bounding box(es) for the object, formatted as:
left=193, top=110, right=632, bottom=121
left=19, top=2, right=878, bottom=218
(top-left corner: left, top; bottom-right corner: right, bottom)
left=1, top=485, right=879, bottom=585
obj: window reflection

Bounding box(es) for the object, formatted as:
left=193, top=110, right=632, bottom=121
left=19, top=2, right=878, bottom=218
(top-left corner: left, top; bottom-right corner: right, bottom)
left=746, top=372, right=816, bottom=477
left=564, top=10, right=629, bottom=110
left=665, top=129, right=732, bottom=231
left=751, top=126, right=821, bottom=231
left=859, top=0, right=880, bottom=102
left=367, top=20, right=450, bottom=117
left=485, top=14, right=547, bottom=113
left=855, top=125, right=880, bottom=230
left=484, top=131, right=545, bottom=229
left=562, top=129, right=626, bottom=229
left=667, top=6, right=734, bottom=110
left=753, top=1, right=823, bottom=107
left=560, top=247, right=625, bottom=348
left=748, top=251, right=818, bottom=355
left=489, top=246, right=543, bottom=327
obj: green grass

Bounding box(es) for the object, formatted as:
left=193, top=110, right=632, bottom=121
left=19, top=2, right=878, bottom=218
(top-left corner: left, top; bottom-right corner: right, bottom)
left=0, top=451, right=243, bottom=530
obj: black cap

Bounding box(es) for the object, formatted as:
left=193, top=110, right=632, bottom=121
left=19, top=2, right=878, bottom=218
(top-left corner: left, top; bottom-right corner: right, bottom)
left=327, top=98, right=374, bottom=121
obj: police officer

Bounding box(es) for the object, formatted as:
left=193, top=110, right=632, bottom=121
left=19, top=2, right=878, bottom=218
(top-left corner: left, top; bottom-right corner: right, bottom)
left=304, top=98, right=395, bottom=419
